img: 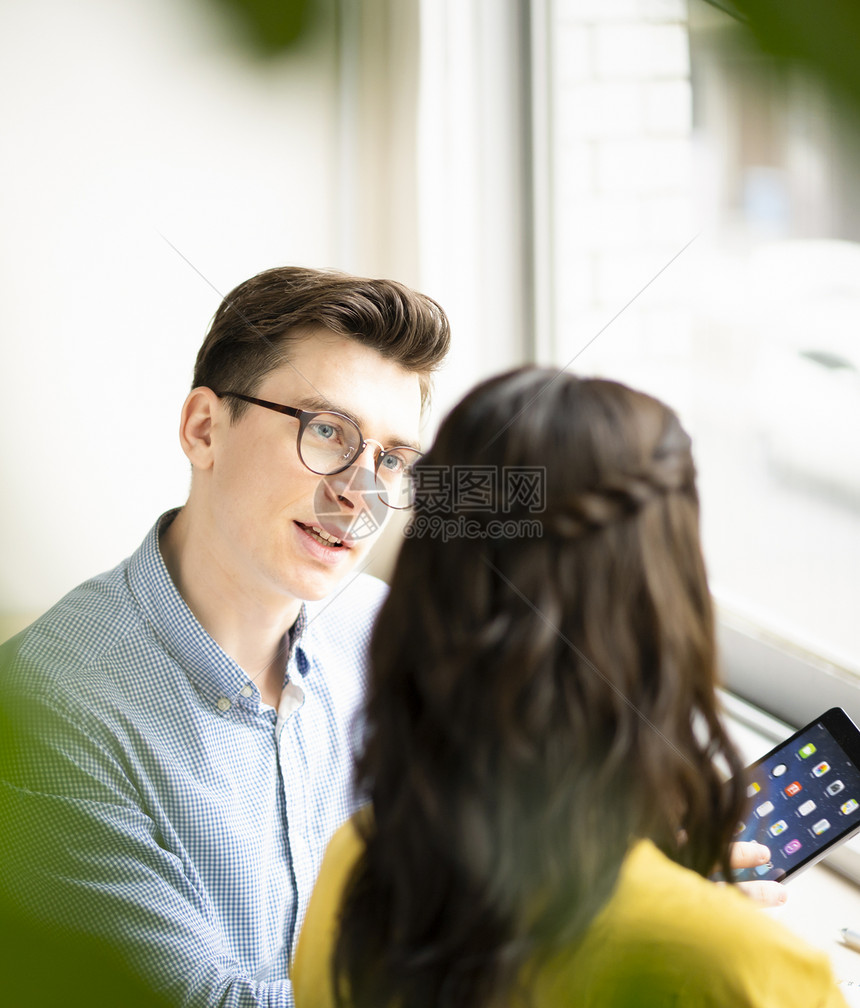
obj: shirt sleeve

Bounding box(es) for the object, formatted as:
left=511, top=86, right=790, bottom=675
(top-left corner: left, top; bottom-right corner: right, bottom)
left=0, top=673, right=293, bottom=1008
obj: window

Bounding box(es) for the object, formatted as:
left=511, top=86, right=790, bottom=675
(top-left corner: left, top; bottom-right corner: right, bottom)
left=531, top=0, right=860, bottom=725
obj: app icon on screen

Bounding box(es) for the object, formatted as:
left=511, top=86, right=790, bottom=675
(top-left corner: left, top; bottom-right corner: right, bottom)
left=783, top=839, right=802, bottom=855
left=811, top=819, right=831, bottom=836
left=813, top=762, right=831, bottom=778
left=797, top=800, right=817, bottom=817
left=841, top=799, right=859, bottom=816
left=755, top=801, right=775, bottom=818
left=772, top=763, right=788, bottom=778
left=784, top=781, right=802, bottom=797
left=747, top=782, right=761, bottom=797
left=769, top=820, right=788, bottom=836
left=755, top=863, right=773, bottom=876
left=826, top=780, right=845, bottom=797
left=798, top=743, right=817, bottom=759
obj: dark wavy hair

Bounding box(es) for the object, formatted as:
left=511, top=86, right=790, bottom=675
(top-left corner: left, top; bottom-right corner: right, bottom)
left=193, top=266, right=450, bottom=414
left=334, top=367, right=748, bottom=1008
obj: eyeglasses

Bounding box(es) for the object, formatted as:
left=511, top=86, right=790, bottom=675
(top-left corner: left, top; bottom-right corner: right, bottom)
left=214, top=391, right=422, bottom=510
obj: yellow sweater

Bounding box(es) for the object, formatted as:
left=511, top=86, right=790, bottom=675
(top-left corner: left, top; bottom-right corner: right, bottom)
left=292, top=817, right=847, bottom=1008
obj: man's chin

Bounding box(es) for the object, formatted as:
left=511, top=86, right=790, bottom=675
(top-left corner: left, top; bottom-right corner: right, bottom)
left=293, top=555, right=369, bottom=602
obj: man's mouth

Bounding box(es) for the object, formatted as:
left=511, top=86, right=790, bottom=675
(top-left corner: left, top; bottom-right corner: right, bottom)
left=297, top=522, right=346, bottom=548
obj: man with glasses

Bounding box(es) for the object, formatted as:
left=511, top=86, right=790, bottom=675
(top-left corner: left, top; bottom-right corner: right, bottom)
left=0, top=267, right=450, bottom=1007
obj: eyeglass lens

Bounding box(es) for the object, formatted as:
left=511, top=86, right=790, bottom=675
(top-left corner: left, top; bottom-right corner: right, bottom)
left=299, top=413, right=421, bottom=509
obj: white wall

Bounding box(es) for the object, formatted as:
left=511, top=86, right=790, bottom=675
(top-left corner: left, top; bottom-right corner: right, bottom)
left=0, top=0, right=343, bottom=621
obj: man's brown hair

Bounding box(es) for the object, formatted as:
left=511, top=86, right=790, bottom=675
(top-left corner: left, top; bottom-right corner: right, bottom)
left=193, top=266, right=451, bottom=417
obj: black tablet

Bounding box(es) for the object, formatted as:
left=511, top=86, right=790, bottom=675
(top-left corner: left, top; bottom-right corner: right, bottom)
left=733, top=707, right=860, bottom=882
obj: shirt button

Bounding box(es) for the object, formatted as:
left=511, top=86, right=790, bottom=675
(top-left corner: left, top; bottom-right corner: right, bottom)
left=240, top=684, right=253, bottom=698
left=216, top=697, right=231, bottom=712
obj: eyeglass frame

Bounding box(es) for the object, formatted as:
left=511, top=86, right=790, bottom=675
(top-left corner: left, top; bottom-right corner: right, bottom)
left=212, top=390, right=422, bottom=507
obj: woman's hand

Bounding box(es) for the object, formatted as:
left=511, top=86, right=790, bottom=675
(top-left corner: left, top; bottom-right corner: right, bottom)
left=729, top=841, right=788, bottom=907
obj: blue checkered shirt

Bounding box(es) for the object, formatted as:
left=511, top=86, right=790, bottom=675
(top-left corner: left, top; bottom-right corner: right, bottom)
left=0, top=511, right=385, bottom=1006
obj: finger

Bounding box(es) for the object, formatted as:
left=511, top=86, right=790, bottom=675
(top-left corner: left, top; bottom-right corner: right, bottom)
left=730, top=841, right=771, bottom=869
left=735, top=879, right=788, bottom=907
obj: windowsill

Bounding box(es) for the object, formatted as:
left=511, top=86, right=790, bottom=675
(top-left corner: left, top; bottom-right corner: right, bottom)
left=717, top=598, right=860, bottom=883
left=717, top=603, right=860, bottom=730
left=767, top=855, right=860, bottom=988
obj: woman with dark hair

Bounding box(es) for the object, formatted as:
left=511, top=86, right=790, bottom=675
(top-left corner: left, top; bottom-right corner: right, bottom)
left=292, top=368, right=846, bottom=1007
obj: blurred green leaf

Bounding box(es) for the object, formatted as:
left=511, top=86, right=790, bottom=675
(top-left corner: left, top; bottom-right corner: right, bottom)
left=203, top=0, right=323, bottom=56
left=709, top=0, right=860, bottom=109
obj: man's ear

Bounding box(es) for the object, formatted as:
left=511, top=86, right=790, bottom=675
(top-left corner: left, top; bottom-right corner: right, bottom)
left=178, top=387, right=221, bottom=470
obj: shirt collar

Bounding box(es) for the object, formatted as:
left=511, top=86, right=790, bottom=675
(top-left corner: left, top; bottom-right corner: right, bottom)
left=127, top=510, right=309, bottom=714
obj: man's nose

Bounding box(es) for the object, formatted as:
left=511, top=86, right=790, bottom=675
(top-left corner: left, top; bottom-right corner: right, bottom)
left=353, top=440, right=384, bottom=475
left=324, top=444, right=381, bottom=506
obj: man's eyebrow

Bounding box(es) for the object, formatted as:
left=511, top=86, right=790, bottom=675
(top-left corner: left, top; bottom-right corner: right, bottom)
left=292, top=395, right=421, bottom=451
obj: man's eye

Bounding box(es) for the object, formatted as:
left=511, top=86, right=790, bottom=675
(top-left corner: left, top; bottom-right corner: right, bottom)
left=311, top=422, right=339, bottom=441
left=380, top=453, right=405, bottom=474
